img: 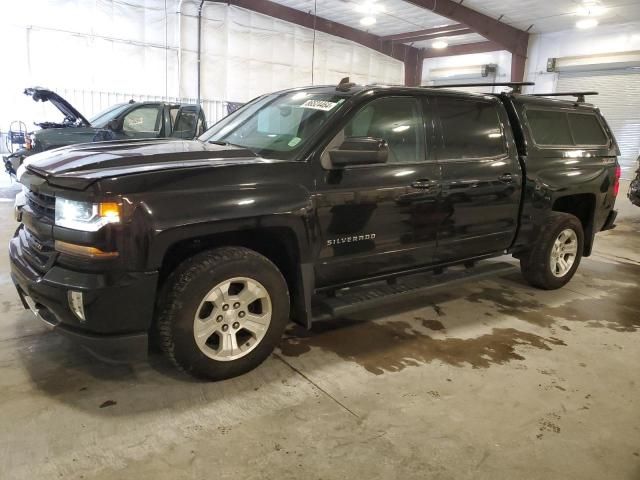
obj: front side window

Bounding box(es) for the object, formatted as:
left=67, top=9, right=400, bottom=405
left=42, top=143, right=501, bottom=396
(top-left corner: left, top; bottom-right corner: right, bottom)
left=200, top=92, right=347, bottom=160
left=438, top=97, right=506, bottom=159
left=122, top=106, right=162, bottom=135
left=341, top=96, right=425, bottom=164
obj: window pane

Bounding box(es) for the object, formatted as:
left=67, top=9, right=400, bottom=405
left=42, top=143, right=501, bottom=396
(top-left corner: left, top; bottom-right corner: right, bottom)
left=439, top=98, right=505, bottom=158
left=204, top=92, right=346, bottom=159
left=568, top=113, right=608, bottom=146
left=170, top=110, right=198, bottom=139
left=343, top=97, right=425, bottom=164
left=123, top=106, right=161, bottom=133
left=526, top=110, right=573, bottom=146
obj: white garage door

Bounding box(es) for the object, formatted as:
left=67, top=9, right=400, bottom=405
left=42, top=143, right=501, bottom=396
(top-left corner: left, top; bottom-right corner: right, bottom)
left=557, top=69, right=640, bottom=179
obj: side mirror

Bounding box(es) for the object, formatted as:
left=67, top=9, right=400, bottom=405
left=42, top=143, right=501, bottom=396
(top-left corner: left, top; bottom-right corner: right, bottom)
left=329, top=137, right=389, bottom=168
left=107, top=119, right=122, bottom=132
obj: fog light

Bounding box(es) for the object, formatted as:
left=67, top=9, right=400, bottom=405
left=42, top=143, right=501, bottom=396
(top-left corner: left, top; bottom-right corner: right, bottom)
left=68, top=291, right=86, bottom=321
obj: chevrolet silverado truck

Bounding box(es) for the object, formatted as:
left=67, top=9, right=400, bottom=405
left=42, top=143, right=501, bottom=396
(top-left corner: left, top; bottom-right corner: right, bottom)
left=9, top=80, right=620, bottom=380
left=4, top=87, right=207, bottom=176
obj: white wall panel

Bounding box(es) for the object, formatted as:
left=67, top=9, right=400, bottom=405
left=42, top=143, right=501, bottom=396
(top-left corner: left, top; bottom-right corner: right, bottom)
left=0, top=0, right=403, bottom=139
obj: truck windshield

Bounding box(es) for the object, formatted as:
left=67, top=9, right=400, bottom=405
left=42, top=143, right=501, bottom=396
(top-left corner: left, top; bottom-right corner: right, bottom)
left=89, top=104, right=130, bottom=128
left=199, top=91, right=347, bottom=160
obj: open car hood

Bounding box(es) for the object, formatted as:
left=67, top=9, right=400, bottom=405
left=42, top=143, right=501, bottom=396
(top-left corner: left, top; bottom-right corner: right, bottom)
left=24, top=87, right=91, bottom=127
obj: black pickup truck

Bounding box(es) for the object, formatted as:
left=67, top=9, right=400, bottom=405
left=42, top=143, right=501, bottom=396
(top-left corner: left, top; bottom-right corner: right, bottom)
left=9, top=81, right=620, bottom=379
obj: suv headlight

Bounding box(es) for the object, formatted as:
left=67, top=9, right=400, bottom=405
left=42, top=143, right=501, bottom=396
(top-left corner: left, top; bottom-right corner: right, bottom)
left=55, top=198, right=121, bottom=231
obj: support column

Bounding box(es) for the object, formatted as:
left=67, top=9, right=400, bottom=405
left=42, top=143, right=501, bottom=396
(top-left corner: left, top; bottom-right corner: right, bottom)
left=511, top=53, right=527, bottom=83
left=404, top=48, right=423, bottom=87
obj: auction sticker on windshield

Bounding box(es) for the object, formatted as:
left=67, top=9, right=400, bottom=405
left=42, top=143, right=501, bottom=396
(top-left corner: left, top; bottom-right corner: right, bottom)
left=301, top=99, right=339, bottom=111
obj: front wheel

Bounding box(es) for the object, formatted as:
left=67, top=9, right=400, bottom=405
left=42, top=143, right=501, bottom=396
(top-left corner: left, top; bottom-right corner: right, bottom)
left=157, top=247, right=290, bottom=380
left=519, top=212, right=584, bottom=290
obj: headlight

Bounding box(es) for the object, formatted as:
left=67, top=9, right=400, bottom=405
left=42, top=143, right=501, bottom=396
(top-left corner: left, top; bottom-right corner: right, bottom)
left=55, top=198, right=121, bottom=231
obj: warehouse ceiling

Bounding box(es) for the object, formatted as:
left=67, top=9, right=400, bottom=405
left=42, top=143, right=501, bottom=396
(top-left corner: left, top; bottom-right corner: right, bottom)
left=272, top=0, right=640, bottom=48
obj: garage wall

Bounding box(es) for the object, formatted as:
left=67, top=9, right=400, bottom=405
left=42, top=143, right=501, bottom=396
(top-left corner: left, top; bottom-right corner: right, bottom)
left=183, top=2, right=404, bottom=103
left=0, top=0, right=403, bottom=152
left=421, top=51, right=513, bottom=92
left=525, top=21, right=640, bottom=93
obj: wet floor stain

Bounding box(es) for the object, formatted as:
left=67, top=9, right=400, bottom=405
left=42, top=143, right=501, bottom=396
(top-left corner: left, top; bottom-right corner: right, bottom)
left=419, top=318, right=445, bottom=331
left=280, top=321, right=565, bottom=375
left=280, top=259, right=637, bottom=375
left=99, top=400, right=117, bottom=409
left=466, top=259, right=640, bottom=332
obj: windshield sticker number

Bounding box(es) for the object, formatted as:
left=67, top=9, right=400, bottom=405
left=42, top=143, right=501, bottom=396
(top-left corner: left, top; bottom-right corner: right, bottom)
left=288, top=137, right=302, bottom=147
left=301, top=100, right=339, bottom=111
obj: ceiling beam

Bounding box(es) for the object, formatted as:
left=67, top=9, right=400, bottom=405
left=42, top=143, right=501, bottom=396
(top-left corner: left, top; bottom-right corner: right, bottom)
left=221, top=0, right=422, bottom=85
left=422, top=41, right=504, bottom=58
left=381, top=24, right=473, bottom=43
left=402, top=0, right=529, bottom=57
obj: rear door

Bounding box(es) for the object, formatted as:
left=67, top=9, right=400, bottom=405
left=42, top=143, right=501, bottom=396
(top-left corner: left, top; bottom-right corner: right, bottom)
left=434, top=94, right=522, bottom=261
left=170, top=106, right=207, bottom=139
left=313, top=94, right=441, bottom=287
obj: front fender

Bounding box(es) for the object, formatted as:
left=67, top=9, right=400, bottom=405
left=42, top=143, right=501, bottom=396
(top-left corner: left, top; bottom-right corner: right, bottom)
left=137, top=183, right=316, bottom=269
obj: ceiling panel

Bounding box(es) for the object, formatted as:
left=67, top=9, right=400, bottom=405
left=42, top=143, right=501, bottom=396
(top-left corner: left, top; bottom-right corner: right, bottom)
left=272, top=0, right=456, bottom=36
left=268, top=0, right=640, bottom=45
left=460, top=0, right=640, bottom=33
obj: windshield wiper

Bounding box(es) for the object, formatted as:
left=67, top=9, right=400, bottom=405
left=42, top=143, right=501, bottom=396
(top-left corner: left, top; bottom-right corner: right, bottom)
left=207, top=140, right=257, bottom=155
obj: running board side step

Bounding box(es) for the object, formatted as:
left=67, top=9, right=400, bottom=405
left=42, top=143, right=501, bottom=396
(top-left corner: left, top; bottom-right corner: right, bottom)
left=312, top=261, right=515, bottom=322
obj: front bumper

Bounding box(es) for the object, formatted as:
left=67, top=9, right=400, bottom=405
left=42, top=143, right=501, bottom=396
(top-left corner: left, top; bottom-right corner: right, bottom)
left=9, top=233, right=158, bottom=363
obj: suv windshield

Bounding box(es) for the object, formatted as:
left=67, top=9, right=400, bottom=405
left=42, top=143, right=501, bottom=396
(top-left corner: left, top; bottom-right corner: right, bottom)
left=199, top=91, right=347, bottom=160
left=89, top=103, right=130, bottom=128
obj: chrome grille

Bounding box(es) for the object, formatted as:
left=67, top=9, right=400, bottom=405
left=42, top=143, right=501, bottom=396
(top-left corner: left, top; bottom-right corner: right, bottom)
left=26, top=189, right=55, bottom=221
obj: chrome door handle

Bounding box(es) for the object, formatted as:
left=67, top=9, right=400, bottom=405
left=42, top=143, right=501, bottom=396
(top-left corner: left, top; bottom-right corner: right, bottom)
left=411, top=179, right=437, bottom=190
left=498, top=173, right=514, bottom=183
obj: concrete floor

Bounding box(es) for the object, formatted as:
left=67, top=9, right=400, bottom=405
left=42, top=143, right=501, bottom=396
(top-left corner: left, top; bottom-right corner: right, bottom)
left=0, top=180, right=638, bottom=480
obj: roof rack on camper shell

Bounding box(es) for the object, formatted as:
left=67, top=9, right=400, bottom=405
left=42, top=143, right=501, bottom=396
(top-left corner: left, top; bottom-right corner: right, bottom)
left=426, top=82, right=535, bottom=93
left=531, top=92, right=599, bottom=103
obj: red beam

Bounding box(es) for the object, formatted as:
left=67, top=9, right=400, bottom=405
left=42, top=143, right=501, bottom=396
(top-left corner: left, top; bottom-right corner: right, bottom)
left=222, top=0, right=421, bottom=85
left=402, top=0, right=529, bottom=57
left=422, top=41, right=504, bottom=58
left=381, top=24, right=472, bottom=42
left=511, top=54, right=527, bottom=82
left=403, top=48, right=424, bottom=86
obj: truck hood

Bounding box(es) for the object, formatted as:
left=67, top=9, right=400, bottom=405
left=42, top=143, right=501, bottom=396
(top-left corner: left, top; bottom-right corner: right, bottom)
left=25, top=87, right=91, bottom=127
left=22, top=139, right=266, bottom=190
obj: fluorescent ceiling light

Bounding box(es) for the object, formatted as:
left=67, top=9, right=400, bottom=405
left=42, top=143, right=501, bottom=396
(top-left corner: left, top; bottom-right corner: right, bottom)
left=432, top=40, right=448, bottom=49
left=576, top=18, right=599, bottom=29
left=576, top=0, right=607, bottom=17
left=360, top=16, right=376, bottom=26
left=354, top=1, right=385, bottom=14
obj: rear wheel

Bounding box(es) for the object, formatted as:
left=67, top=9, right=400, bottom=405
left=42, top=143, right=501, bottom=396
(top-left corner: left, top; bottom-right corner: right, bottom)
left=519, top=212, right=584, bottom=290
left=157, top=247, right=290, bottom=380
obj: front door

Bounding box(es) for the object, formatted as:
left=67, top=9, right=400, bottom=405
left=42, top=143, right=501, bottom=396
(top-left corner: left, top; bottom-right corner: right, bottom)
left=119, top=104, right=164, bottom=139
left=313, top=95, right=441, bottom=287
left=434, top=94, right=522, bottom=261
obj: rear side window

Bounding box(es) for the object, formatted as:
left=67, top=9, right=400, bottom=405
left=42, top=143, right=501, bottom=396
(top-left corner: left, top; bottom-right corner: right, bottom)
left=568, top=113, right=608, bottom=146
left=526, top=110, right=572, bottom=145
left=526, top=109, right=609, bottom=147
left=438, top=97, right=505, bottom=159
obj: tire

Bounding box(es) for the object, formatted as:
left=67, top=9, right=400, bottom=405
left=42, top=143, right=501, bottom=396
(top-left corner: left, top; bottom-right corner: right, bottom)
left=519, top=212, right=584, bottom=290
left=156, top=246, right=290, bottom=380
